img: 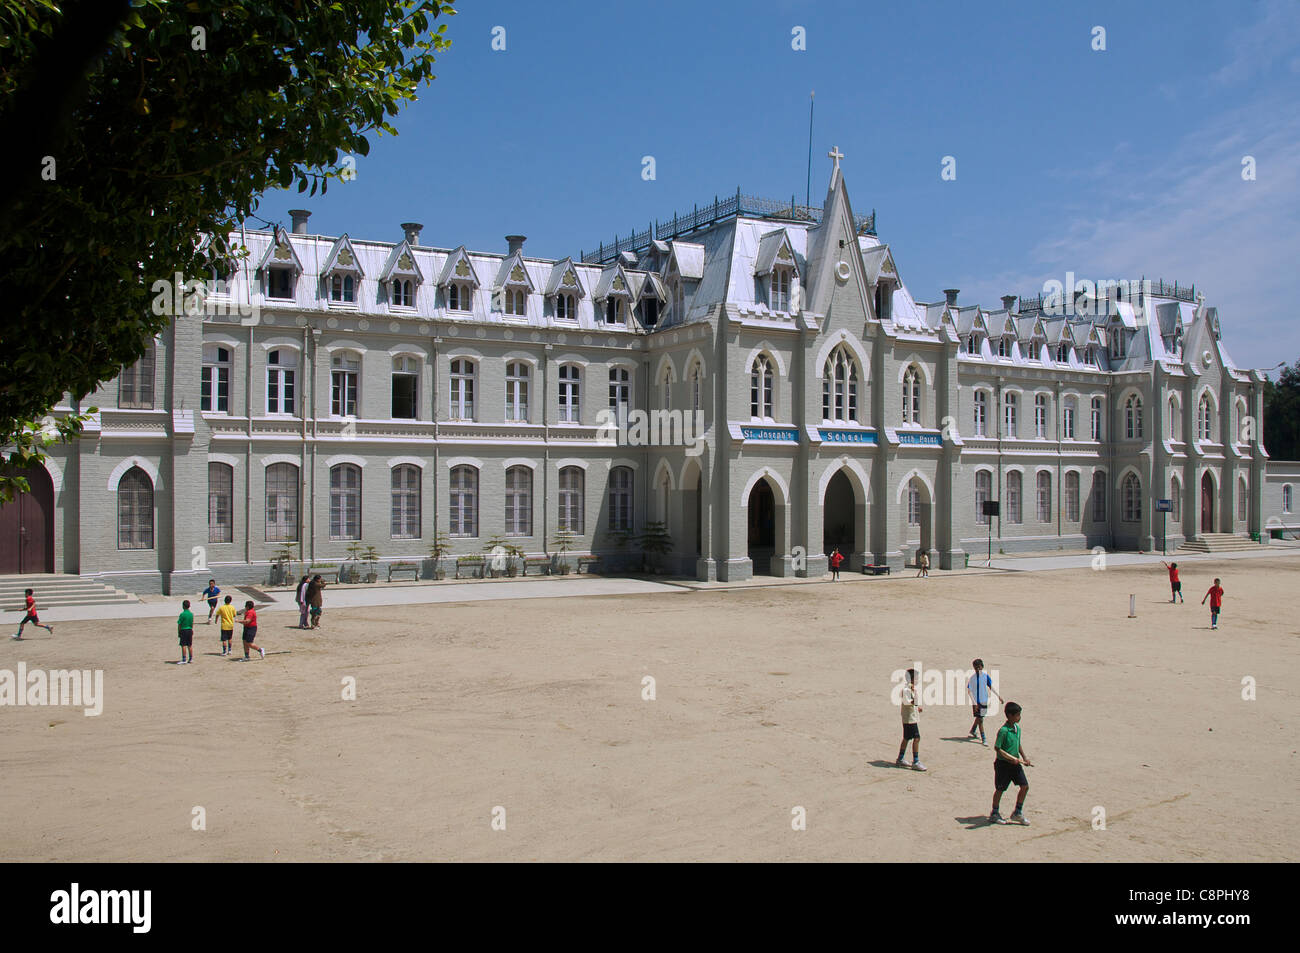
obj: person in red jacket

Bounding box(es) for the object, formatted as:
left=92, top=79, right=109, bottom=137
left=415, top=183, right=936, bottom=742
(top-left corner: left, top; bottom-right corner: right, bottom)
left=829, top=547, right=844, bottom=581
left=1161, top=560, right=1184, bottom=603
left=237, top=600, right=265, bottom=660
left=1202, top=578, right=1224, bottom=630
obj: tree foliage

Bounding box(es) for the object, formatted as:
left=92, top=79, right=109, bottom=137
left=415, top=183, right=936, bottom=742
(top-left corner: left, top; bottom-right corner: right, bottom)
left=0, top=0, right=455, bottom=501
left=1264, top=360, right=1300, bottom=461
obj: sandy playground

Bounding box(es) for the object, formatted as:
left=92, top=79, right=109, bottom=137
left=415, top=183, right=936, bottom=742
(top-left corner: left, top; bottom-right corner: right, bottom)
left=1, top=555, right=1296, bottom=862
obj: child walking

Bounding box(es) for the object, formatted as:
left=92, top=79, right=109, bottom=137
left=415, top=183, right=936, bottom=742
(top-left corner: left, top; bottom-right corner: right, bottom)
left=1202, top=578, right=1225, bottom=629
left=306, top=575, right=326, bottom=629
left=895, top=668, right=927, bottom=771
left=12, top=588, right=54, bottom=639
left=215, top=594, right=237, bottom=656
left=989, top=701, right=1032, bottom=825
left=200, top=579, right=221, bottom=624
left=829, top=548, right=843, bottom=581
left=916, top=550, right=930, bottom=578
left=966, top=659, right=1002, bottom=745
left=238, top=600, right=265, bottom=660
left=177, top=599, right=195, bottom=664
left=1161, top=561, right=1184, bottom=603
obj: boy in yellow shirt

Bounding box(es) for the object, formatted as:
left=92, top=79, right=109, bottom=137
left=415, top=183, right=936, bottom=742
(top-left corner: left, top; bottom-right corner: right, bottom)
left=214, top=595, right=238, bottom=656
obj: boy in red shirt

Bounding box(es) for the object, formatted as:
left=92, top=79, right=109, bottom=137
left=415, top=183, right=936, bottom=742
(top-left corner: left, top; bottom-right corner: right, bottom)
left=237, top=600, right=265, bottom=660
left=829, top=548, right=843, bottom=581
left=1201, top=578, right=1225, bottom=630
left=1161, top=560, right=1183, bottom=603
left=12, top=588, right=54, bottom=639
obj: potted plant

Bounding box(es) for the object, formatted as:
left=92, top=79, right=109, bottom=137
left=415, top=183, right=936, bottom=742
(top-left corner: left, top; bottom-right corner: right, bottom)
left=483, top=535, right=524, bottom=577
left=361, top=544, right=380, bottom=584
left=342, top=541, right=365, bottom=584
left=603, top=528, right=634, bottom=574
left=428, top=532, right=452, bottom=580
left=638, top=521, right=673, bottom=574
left=270, top=544, right=297, bottom=586
left=551, top=531, right=578, bottom=574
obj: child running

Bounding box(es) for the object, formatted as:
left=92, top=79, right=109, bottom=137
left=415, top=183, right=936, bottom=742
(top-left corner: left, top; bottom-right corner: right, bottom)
left=237, top=600, right=264, bottom=660
left=1161, top=561, right=1184, bottom=603
left=1202, top=577, right=1225, bottom=630
left=200, top=579, right=221, bottom=624
left=966, top=659, right=1002, bottom=745
left=13, top=588, right=55, bottom=639
left=989, top=701, right=1032, bottom=825
left=177, top=599, right=195, bottom=664
left=895, top=668, right=926, bottom=771
left=215, top=594, right=237, bottom=656
left=829, top=548, right=843, bottom=581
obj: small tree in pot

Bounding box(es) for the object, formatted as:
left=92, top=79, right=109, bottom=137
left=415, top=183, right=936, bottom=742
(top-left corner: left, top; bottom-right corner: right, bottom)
left=428, top=532, right=452, bottom=580
left=482, top=535, right=524, bottom=577
left=603, top=528, right=634, bottom=574
left=361, top=544, right=380, bottom=583
left=551, top=530, right=578, bottom=574
left=638, top=521, right=673, bottom=574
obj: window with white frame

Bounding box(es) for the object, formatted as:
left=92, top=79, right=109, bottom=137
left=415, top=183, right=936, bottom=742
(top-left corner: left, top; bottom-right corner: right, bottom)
left=505, top=361, right=530, bottom=422
left=1169, top=396, right=1181, bottom=441
left=391, top=356, right=418, bottom=420
left=505, top=465, right=532, bottom=536
left=1125, top=395, right=1143, bottom=440
left=672, top=279, right=685, bottom=321
left=1237, top=477, right=1248, bottom=522
left=392, top=278, right=415, bottom=308
left=1055, top=343, right=1069, bottom=363
left=1065, top=471, right=1080, bottom=522
left=117, top=466, right=154, bottom=550
left=1171, top=475, right=1182, bottom=522
left=975, top=470, right=992, bottom=524
left=661, top=370, right=671, bottom=411
left=1063, top=397, right=1076, bottom=439
left=266, top=348, right=297, bottom=415
left=331, top=351, right=360, bottom=417
left=267, top=267, right=295, bottom=300
left=119, top=342, right=156, bottom=409
left=609, top=466, right=634, bottom=532
left=609, top=367, right=630, bottom=428
left=1198, top=394, right=1213, bottom=441
left=691, top=364, right=702, bottom=414
left=504, top=287, right=526, bottom=316
left=555, top=293, right=576, bottom=320
left=1007, top=471, right=1022, bottom=523
left=1034, top=394, right=1047, bottom=438
left=997, top=337, right=1010, bottom=358
left=558, top=466, right=584, bottom=534
left=902, top=366, right=922, bottom=425
left=604, top=298, right=624, bottom=324
left=558, top=364, right=580, bottom=423
left=449, top=465, right=478, bottom=537
left=208, top=462, right=233, bottom=543
left=1036, top=471, right=1051, bottom=522
left=448, top=282, right=472, bottom=312
left=329, top=273, right=356, bottom=303
left=1282, top=484, right=1292, bottom=513
left=1084, top=345, right=1097, bottom=367
left=329, top=464, right=362, bottom=540
left=1110, top=328, right=1126, bottom=360
left=1091, top=397, right=1103, bottom=440
left=907, top=481, right=921, bottom=526
left=201, top=345, right=231, bottom=413
left=1092, top=471, right=1107, bottom=521
left=390, top=464, right=420, bottom=539
left=449, top=359, right=475, bottom=420
left=874, top=282, right=892, bottom=322
left=1004, top=392, right=1018, bottom=438
left=1122, top=473, right=1141, bottom=522
left=770, top=267, right=792, bottom=311
left=822, top=346, right=857, bottom=422
left=973, top=391, right=988, bottom=436
left=638, top=294, right=660, bottom=327
left=966, top=334, right=980, bottom=355
left=265, top=463, right=298, bottom=541
left=751, top=356, right=774, bottom=419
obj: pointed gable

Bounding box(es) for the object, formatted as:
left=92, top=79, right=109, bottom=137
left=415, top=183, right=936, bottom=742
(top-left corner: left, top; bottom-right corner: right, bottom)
left=321, top=234, right=364, bottom=277
left=379, top=240, right=424, bottom=283
left=593, top=262, right=633, bottom=300
left=544, top=258, right=587, bottom=297
left=803, top=167, right=872, bottom=321
left=492, top=250, right=535, bottom=292
left=436, top=246, right=480, bottom=288
left=257, top=227, right=303, bottom=274
left=753, top=228, right=799, bottom=277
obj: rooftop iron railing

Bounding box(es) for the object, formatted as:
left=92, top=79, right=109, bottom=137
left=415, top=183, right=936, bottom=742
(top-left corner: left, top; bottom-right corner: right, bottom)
left=1017, top=277, right=1196, bottom=313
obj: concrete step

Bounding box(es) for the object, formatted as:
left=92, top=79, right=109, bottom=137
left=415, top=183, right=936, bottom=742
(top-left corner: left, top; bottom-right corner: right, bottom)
left=0, top=574, right=140, bottom=611
left=1177, top=534, right=1263, bottom=554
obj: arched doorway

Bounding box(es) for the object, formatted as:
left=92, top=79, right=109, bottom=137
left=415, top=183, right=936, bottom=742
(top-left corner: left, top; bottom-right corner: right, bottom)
left=823, top=470, right=855, bottom=559
left=1201, top=471, right=1214, bottom=535
left=903, top=475, right=932, bottom=565
left=680, top=460, right=702, bottom=560
left=0, top=464, right=55, bottom=574
left=747, top=478, right=776, bottom=574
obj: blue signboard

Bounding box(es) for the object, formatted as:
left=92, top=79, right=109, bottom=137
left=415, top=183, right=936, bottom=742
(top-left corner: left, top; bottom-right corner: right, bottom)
left=740, top=426, right=799, bottom=442
left=1155, top=499, right=1173, bottom=512
left=819, top=429, right=877, bottom=445
left=898, top=432, right=943, bottom=447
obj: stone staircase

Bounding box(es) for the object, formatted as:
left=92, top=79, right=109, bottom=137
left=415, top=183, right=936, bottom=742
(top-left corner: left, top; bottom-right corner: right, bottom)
left=0, top=574, right=140, bottom=611
left=1177, top=533, right=1264, bottom=554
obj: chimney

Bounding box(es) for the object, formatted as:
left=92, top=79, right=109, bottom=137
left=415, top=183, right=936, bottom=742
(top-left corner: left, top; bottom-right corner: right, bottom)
left=289, top=209, right=311, bottom=235
left=1001, top=294, right=1017, bottom=312
left=401, top=222, right=423, bottom=245
left=506, top=235, right=526, bottom=256
left=943, top=288, right=959, bottom=307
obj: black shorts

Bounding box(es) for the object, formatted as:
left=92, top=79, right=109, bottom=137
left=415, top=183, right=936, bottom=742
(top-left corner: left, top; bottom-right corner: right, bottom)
left=994, top=759, right=1028, bottom=791
left=1172, top=582, right=1181, bottom=592
left=242, top=626, right=257, bottom=642
left=20, top=613, right=38, bottom=625
left=902, top=723, right=920, bottom=740
left=220, top=629, right=234, bottom=640
left=179, top=630, right=193, bottom=647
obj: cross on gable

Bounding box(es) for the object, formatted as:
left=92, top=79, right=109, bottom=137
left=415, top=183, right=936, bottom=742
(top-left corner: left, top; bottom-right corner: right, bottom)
left=828, top=146, right=844, bottom=173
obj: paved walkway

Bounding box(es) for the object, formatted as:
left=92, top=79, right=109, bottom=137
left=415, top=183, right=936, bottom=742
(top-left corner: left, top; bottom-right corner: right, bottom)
left=5, top=544, right=1297, bottom=625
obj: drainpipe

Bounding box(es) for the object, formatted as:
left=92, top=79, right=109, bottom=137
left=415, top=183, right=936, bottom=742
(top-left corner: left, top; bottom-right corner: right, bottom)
left=542, top=342, right=551, bottom=556
left=301, top=323, right=310, bottom=568
left=431, top=334, right=439, bottom=551
left=309, top=327, right=319, bottom=562
left=1055, top=379, right=1062, bottom=543
left=244, top=321, right=253, bottom=568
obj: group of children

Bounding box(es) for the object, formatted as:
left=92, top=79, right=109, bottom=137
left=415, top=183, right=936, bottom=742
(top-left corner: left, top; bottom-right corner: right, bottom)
left=1160, top=562, right=1227, bottom=629
left=897, top=660, right=1032, bottom=826
left=175, top=579, right=264, bottom=663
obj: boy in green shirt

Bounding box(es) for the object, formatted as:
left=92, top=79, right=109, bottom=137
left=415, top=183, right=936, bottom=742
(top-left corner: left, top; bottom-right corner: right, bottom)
left=177, top=599, right=195, bottom=665
left=989, top=701, right=1032, bottom=825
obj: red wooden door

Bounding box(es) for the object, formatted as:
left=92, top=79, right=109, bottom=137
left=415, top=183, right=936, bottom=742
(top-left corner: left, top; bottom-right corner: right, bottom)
left=0, top=465, right=54, bottom=573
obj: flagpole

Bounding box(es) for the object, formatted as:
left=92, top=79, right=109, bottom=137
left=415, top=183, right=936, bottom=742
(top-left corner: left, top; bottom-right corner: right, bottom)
left=806, top=90, right=814, bottom=208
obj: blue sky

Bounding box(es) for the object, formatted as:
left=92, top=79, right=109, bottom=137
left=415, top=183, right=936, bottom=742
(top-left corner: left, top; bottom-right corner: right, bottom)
left=252, top=0, right=1300, bottom=372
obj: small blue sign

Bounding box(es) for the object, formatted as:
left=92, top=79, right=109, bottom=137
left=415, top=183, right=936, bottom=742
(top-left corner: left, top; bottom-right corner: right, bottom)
left=899, top=432, right=942, bottom=446
left=819, top=429, right=877, bottom=445
left=741, top=426, right=799, bottom=442
left=1156, top=499, right=1173, bottom=512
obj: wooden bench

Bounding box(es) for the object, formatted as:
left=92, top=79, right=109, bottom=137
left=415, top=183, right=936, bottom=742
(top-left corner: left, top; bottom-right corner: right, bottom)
left=387, top=561, right=420, bottom=582
left=523, top=555, right=551, bottom=576
left=308, top=565, right=341, bottom=583
left=455, top=556, right=484, bottom=579
left=576, top=555, right=599, bottom=574
left=861, top=564, right=891, bottom=576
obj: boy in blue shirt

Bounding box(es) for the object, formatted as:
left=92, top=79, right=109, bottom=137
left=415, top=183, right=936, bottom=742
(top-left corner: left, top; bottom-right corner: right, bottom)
left=966, top=659, right=1002, bottom=745
left=200, top=579, right=221, bottom=624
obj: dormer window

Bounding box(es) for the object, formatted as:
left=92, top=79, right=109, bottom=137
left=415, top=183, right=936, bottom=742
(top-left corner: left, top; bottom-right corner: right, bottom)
left=448, top=282, right=472, bottom=312
left=874, top=282, right=893, bottom=321
left=604, top=298, right=624, bottom=324
left=997, top=337, right=1010, bottom=358
left=1110, top=328, right=1126, bottom=359
left=556, top=293, right=576, bottom=320
left=966, top=335, right=980, bottom=355
left=638, top=296, right=659, bottom=327
left=267, top=267, right=295, bottom=300
left=1055, top=344, right=1069, bottom=363
left=671, top=279, right=684, bottom=321
left=329, top=274, right=356, bottom=303
left=391, top=279, right=414, bottom=308
left=770, top=267, right=792, bottom=311
left=504, top=288, right=526, bottom=316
